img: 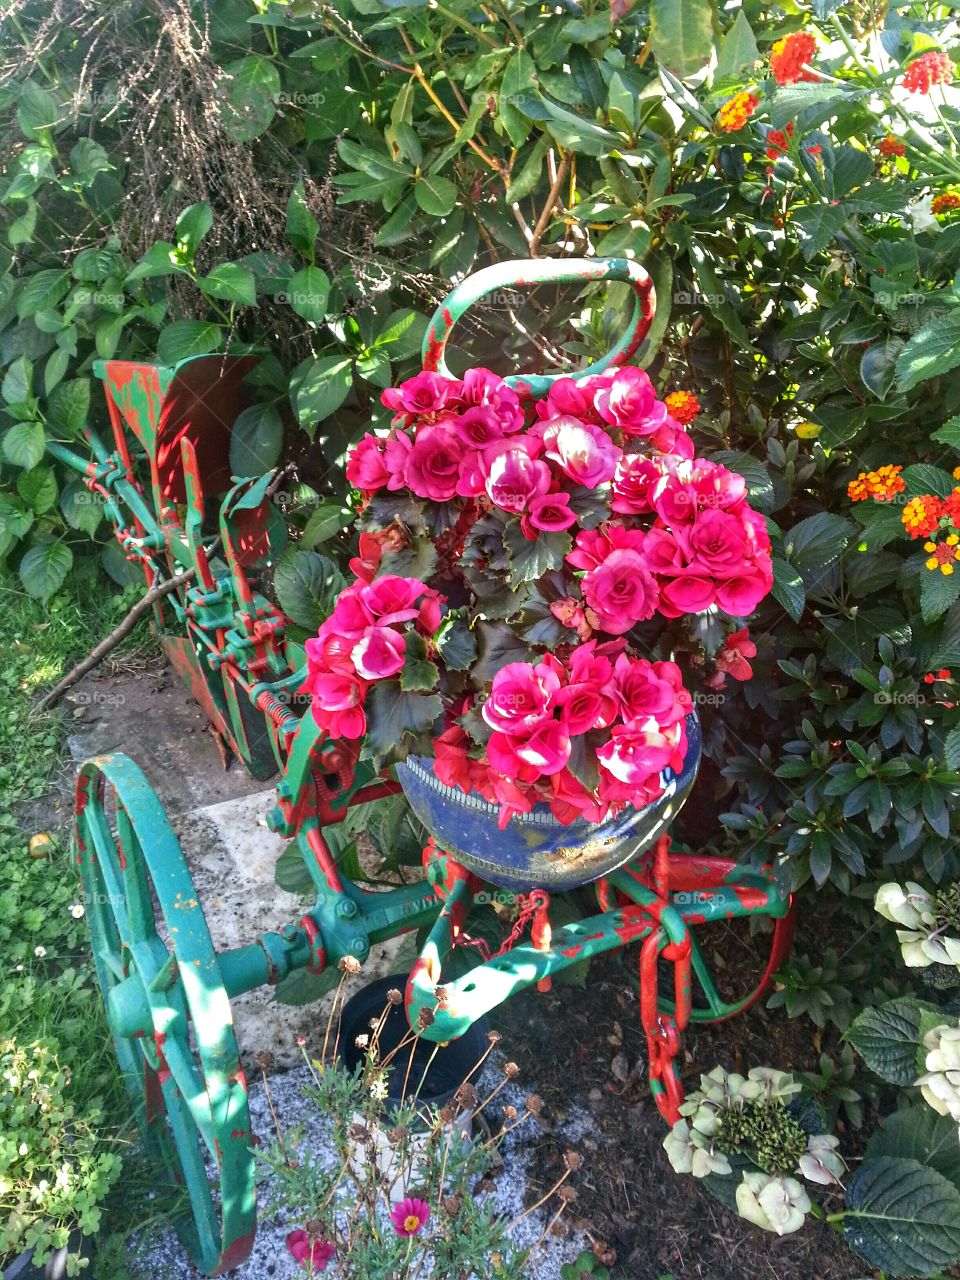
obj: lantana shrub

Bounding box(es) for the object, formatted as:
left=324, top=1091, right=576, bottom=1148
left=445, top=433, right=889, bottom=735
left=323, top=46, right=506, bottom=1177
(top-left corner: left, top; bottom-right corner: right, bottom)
left=304, top=365, right=772, bottom=824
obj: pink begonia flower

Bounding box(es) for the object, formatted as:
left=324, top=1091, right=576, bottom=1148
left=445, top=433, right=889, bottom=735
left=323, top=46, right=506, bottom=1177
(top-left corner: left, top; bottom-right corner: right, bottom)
left=321, top=586, right=374, bottom=639
left=581, top=548, right=659, bottom=634
left=382, top=370, right=453, bottom=415
left=304, top=632, right=355, bottom=675
left=363, top=576, right=426, bottom=622
left=455, top=449, right=486, bottom=498
left=351, top=626, right=406, bottom=679
left=535, top=416, right=621, bottom=488
left=652, top=469, right=700, bottom=526
left=418, top=593, right=442, bottom=635
left=434, top=724, right=473, bottom=792
left=611, top=454, right=662, bottom=514
left=649, top=415, right=695, bottom=459
left=404, top=423, right=464, bottom=501
left=659, top=571, right=717, bottom=617
left=346, top=433, right=390, bottom=490
left=453, top=404, right=506, bottom=448
left=552, top=683, right=608, bottom=735
left=550, top=768, right=607, bottom=824
left=512, top=718, right=572, bottom=775
left=596, top=723, right=675, bottom=785
left=483, top=442, right=551, bottom=513
left=612, top=655, right=680, bottom=724
left=593, top=367, right=668, bottom=437
left=693, top=460, right=747, bottom=512
left=566, top=523, right=647, bottom=571
left=482, top=662, right=561, bottom=735
left=308, top=673, right=366, bottom=739
left=384, top=430, right=413, bottom=490
left=715, top=567, right=772, bottom=617
left=523, top=491, right=577, bottom=535
left=391, top=1197, right=431, bottom=1237
left=460, top=368, right=524, bottom=431
left=685, top=508, right=750, bottom=577
left=716, top=629, right=757, bottom=681
left=286, top=1229, right=335, bottom=1272
left=534, top=376, right=597, bottom=422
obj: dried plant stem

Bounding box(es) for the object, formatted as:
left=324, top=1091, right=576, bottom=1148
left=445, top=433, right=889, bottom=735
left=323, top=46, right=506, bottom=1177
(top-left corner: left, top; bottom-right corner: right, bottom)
left=321, top=971, right=350, bottom=1065
left=530, top=151, right=571, bottom=255
left=508, top=1167, right=572, bottom=1227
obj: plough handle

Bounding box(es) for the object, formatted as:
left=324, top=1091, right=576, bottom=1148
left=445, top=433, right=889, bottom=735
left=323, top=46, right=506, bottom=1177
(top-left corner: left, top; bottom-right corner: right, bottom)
left=421, top=256, right=656, bottom=396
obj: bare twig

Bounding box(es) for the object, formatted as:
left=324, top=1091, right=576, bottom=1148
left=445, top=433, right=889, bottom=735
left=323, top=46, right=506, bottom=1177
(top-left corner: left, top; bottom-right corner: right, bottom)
left=37, top=566, right=196, bottom=711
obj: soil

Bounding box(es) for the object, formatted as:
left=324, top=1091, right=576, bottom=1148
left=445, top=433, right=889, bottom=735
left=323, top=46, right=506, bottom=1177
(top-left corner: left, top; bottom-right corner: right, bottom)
left=493, top=944, right=870, bottom=1280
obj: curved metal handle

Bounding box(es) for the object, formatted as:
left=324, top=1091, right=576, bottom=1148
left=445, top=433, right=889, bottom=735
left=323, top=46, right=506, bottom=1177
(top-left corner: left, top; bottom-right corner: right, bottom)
left=421, top=257, right=656, bottom=397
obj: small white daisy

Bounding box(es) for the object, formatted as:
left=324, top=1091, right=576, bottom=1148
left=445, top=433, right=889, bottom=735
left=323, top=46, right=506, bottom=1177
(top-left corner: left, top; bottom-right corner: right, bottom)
left=34, top=946, right=46, bottom=958
left=69, top=904, right=84, bottom=919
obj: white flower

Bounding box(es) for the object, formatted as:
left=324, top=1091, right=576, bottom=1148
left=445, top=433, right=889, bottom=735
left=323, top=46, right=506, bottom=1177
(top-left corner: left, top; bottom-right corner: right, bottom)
left=736, top=1171, right=811, bottom=1235
left=917, top=1024, right=960, bottom=1121
left=663, top=1120, right=695, bottom=1174
left=33, top=946, right=46, bottom=958
left=662, top=1119, right=731, bottom=1178
left=739, top=1067, right=801, bottom=1103
left=69, top=904, right=84, bottom=919
left=799, top=1133, right=845, bottom=1186
left=874, top=882, right=960, bottom=968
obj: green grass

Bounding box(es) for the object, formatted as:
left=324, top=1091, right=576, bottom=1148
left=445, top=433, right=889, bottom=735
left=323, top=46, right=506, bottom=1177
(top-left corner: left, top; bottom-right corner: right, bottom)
left=0, top=574, right=180, bottom=1275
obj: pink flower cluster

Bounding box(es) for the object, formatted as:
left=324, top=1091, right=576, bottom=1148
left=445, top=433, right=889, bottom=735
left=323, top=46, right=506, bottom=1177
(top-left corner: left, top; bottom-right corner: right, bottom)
left=286, top=1229, right=334, bottom=1272
left=435, top=645, right=690, bottom=826
left=347, top=366, right=693, bottom=512
left=303, top=575, right=443, bottom=739
left=568, top=455, right=773, bottom=631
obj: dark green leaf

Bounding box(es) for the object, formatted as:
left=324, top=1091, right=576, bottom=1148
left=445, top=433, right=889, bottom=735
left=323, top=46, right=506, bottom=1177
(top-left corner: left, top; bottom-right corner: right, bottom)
left=844, top=1157, right=960, bottom=1278
left=273, top=548, right=345, bottom=629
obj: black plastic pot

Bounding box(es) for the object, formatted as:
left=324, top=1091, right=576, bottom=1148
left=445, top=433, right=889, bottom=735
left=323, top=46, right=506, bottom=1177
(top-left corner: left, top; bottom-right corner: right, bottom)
left=338, top=974, right=488, bottom=1110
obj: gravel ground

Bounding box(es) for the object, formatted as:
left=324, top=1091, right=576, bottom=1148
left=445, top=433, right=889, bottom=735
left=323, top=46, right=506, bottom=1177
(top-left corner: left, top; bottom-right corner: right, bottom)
left=127, top=1059, right=592, bottom=1280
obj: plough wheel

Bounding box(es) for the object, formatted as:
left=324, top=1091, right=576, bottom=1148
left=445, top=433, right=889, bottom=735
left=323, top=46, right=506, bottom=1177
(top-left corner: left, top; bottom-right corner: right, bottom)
left=74, top=755, right=255, bottom=1275
left=675, top=905, right=796, bottom=1023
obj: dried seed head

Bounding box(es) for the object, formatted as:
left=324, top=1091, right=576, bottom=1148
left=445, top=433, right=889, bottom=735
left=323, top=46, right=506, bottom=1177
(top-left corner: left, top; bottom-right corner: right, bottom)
left=354, top=1033, right=370, bottom=1050
left=443, top=1193, right=462, bottom=1218
left=387, top=1125, right=409, bottom=1144
left=563, top=1150, right=583, bottom=1171
left=549, top=1220, right=570, bottom=1238
left=473, top=1176, right=496, bottom=1194
left=596, top=1244, right=617, bottom=1267
left=339, top=956, right=362, bottom=975
left=304, top=1219, right=322, bottom=1237
left=438, top=1103, right=457, bottom=1125
left=503, top=1105, right=518, bottom=1120
left=386, top=988, right=403, bottom=1005
left=525, top=1093, right=544, bottom=1114
left=504, top=1061, right=520, bottom=1079
left=455, top=1082, right=478, bottom=1110
left=434, top=984, right=449, bottom=1007
left=417, top=1007, right=435, bottom=1030
left=253, top=1050, right=274, bottom=1070
left=557, top=1185, right=578, bottom=1203
left=487, top=1030, right=502, bottom=1044
left=347, top=1122, right=371, bottom=1142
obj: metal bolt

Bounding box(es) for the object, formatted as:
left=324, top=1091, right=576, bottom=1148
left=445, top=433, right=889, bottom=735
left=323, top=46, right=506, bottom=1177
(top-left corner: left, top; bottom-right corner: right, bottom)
left=336, top=899, right=358, bottom=919
left=349, top=938, right=366, bottom=956
left=278, top=923, right=297, bottom=942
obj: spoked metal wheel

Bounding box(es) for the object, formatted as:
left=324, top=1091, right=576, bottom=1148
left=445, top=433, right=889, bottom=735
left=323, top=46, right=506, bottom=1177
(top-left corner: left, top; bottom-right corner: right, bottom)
left=74, top=754, right=255, bottom=1275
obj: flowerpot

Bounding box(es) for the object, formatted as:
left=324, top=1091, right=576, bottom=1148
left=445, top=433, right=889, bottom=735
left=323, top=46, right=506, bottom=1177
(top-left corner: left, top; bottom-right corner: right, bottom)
left=338, top=975, right=488, bottom=1202
left=395, top=712, right=701, bottom=891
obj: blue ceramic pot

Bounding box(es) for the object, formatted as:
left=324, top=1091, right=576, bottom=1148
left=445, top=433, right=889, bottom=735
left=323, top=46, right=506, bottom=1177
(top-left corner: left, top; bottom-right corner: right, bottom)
left=395, top=712, right=700, bottom=891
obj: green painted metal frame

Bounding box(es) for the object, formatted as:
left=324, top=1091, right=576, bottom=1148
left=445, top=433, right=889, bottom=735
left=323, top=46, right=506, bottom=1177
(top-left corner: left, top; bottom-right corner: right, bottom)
left=60, top=261, right=796, bottom=1275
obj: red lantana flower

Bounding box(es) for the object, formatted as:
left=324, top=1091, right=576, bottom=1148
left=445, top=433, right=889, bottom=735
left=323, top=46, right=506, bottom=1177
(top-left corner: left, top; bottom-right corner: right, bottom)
left=765, top=123, right=794, bottom=159
left=664, top=390, right=701, bottom=425
left=902, top=51, right=954, bottom=94
left=877, top=134, right=906, bottom=158
left=932, top=192, right=960, bottom=216
left=769, top=31, right=819, bottom=85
